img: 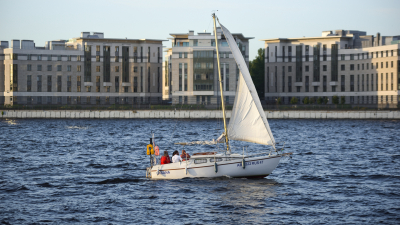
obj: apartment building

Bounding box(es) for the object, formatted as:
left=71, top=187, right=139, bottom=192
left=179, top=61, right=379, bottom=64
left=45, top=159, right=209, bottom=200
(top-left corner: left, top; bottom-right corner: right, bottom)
left=163, top=28, right=252, bottom=105
left=0, top=32, right=164, bottom=106
left=263, top=30, right=400, bottom=107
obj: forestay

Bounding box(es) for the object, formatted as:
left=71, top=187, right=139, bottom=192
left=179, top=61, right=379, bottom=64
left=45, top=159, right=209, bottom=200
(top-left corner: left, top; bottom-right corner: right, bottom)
left=219, top=23, right=276, bottom=146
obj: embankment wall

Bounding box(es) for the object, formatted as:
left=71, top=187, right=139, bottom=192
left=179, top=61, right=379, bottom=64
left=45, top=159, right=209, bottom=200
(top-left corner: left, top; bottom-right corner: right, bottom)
left=0, top=110, right=399, bottom=119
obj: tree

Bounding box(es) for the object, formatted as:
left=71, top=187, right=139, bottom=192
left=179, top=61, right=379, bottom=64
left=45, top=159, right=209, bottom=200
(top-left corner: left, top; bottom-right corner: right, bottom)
left=249, top=48, right=265, bottom=98
left=332, top=95, right=339, bottom=104
left=276, top=97, right=282, bottom=105
left=317, top=97, right=323, bottom=104
left=303, top=97, right=309, bottom=104
left=341, top=96, right=346, bottom=104
left=310, top=97, right=316, bottom=104
left=323, top=97, right=329, bottom=104
left=290, top=97, right=298, bottom=104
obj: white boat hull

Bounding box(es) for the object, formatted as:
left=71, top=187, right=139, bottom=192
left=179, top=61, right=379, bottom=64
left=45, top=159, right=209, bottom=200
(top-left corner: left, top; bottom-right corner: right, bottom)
left=148, top=155, right=282, bottom=179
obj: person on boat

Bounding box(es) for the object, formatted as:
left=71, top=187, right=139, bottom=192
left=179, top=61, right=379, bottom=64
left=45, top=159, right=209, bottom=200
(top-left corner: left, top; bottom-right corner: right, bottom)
left=180, top=150, right=190, bottom=161
left=160, top=151, right=171, bottom=165
left=172, top=150, right=182, bottom=163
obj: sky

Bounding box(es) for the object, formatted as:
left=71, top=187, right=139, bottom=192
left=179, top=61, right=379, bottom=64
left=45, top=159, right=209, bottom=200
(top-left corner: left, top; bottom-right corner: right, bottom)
left=0, top=0, right=399, bottom=60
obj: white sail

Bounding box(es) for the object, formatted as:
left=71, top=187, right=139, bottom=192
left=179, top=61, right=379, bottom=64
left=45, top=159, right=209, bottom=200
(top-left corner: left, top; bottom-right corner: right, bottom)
left=219, top=23, right=276, bottom=146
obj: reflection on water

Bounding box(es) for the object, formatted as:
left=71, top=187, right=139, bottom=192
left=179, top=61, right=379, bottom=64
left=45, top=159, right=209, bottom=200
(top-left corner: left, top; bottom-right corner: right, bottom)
left=0, top=118, right=399, bottom=224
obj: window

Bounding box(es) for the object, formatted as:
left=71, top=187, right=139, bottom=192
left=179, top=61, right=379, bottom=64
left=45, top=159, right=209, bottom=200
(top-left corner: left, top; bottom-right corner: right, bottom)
left=323, top=65, right=327, bottom=71
left=77, top=76, right=81, bottom=92
left=350, top=75, right=354, bottom=92
left=47, top=55, right=52, bottom=61
left=57, top=65, right=62, bottom=71
left=124, top=87, right=128, bottom=92
left=27, top=54, right=31, bottom=60
left=134, top=66, right=138, bottom=72
left=47, top=76, right=52, bottom=92
left=67, top=55, right=71, bottom=61
left=350, top=64, right=354, bottom=70
left=115, top=56, right=119, bottom=62
left=77, top=55, right=81, bottom=61
left=86, top=86, right=91, bottom=92
left=296, top=86, right=301, bottom=92
left=57, top=76, right=62, bottom=92
left=96, top=45, right=100, bottom=52
left=27, top=75, right=31, bottom=92
left=37, top=65, right=42, bottom=71
left=184, top=52, right=188, bottom=58
left=77, top=65, right=81, bottom=72
left=350, top=54, right=354, bottom=60
left=288, top=66, right=292, bottom=72
left=357, top=64, right=360, bottom=70
left=391, top=61, right=393, bottom=68
left=341, top=75, right=345, bottom=92
left=381, top=62, right=383, bottom=68
left=106, top=86, right=110, bottom=92
left=386, top=62, right=388, bottom=68
left=179, top=52, right=182, bottom=58
left=57, top=55, right=61, bottom=61
left=67, top=65, right=71, bottom=71
left=38, top=55, right=42, bottom=61
left=340, top=54, right=345, bottom=60
left=362, top=64, right=364, bottom=70
left=47, top=65, right=52, bottom=71
left=391, top=50, right=393, bottom=56
left=27, top=64, right=32, bottom=71
left=341, top=65, right=345, bottom=71
left=67, top=76, right=71, bottom=92
left=314, top=86, right=318, bottom=92
left=96, top=56, right=100, bottom=62
left=96, top=66, right=100, bottom=72
left=305, top=66, right=309, bottom=72
left=115, top=66, right=119, bottom=72
left=37, top=75, right=42, bottom=92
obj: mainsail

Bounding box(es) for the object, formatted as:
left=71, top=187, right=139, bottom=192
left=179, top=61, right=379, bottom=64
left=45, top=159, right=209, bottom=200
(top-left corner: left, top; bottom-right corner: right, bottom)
left=219, top=23, right=276, bottom=146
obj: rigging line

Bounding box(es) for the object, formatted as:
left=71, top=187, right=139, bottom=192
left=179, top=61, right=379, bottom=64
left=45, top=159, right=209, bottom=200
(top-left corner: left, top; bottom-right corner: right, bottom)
left=168, top=103, right=185, bottom=144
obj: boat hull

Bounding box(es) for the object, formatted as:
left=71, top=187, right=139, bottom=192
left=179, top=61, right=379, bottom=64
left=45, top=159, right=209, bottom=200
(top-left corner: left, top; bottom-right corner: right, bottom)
left=148, top=155, right=282, bottom=179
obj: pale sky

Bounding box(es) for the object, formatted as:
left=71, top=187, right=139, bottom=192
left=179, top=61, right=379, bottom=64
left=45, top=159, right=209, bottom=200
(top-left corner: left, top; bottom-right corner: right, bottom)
left=0, top=0, right=399, bottom=60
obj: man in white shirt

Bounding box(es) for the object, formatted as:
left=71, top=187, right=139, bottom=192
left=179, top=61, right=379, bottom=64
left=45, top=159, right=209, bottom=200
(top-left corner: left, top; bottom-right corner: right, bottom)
left=172, top=150, right=182, bottom=163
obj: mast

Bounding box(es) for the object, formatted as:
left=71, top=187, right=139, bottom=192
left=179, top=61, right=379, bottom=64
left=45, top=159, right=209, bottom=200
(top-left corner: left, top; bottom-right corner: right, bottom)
left=212, top=13, right=230, bottom=153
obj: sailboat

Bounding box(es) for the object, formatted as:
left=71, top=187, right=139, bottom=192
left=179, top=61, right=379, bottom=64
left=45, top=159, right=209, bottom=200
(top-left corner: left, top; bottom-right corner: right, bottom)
left=146, top=14, right=291, bottom=179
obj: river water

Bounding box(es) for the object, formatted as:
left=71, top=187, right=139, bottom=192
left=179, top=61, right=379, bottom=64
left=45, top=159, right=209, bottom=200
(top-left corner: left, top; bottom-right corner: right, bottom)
left=1, top=118, right=399, bottom=224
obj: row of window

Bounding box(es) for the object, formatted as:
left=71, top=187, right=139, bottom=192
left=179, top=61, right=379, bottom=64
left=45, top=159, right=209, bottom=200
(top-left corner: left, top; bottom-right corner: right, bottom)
left=266, top=73, right=397, bottom=93
left=25, top=64, right=146, bottom=73
left=23, top=74, right=160, bottom=93
left=268, top=95, right=398, bottom=104
left=15, top=96, right=161, bottom=105
left=269, top=61, right=396, bottom=74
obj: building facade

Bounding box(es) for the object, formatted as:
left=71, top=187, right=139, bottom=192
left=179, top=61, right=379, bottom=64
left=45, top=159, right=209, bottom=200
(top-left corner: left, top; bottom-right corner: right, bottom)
left=263, top=30, right=400, bottom=107
left=163, top=28, right=252, bottom=105
left=0, top=32, right=164, bottom=106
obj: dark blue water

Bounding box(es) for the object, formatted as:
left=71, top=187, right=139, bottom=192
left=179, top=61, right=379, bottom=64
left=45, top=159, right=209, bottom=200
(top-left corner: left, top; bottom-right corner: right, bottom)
left=1, top=118, right=399, bottom=224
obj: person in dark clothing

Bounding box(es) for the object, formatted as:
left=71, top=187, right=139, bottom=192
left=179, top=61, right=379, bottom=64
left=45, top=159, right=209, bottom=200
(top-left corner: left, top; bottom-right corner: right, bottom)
left=180, top=149, right=190, bottom=161
left=160, top=151, right=171, bottom=165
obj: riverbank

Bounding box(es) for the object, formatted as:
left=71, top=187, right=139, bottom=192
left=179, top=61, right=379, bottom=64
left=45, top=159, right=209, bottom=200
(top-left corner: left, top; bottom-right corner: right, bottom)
left=1, top=110, right=399, bottom=119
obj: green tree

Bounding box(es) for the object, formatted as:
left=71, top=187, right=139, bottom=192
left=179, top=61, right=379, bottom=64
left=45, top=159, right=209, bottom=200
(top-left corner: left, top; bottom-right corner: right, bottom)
left=249, top=48, right=265, bottom=98
left=290, top=97, right=298, bottom=104
left=317, top=97, right=323, bottom=104
left=323, top=97, right=329, bottom=104
left=332, top=95, right=339, bottom=104
left=340, top=96, right=346, bottom=104
left=276, top=97, right=282, bottom=105
left=303, top=97, right=309, bottom=104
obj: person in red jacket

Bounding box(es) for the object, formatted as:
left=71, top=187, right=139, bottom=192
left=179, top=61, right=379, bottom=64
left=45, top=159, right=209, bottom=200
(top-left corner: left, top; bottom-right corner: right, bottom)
left=160, top=151, right=171, bottom=165
left=181, top=149, right=190, bottom=161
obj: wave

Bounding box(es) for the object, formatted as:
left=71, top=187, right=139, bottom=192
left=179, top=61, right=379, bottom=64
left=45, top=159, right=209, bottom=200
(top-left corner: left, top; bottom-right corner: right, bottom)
left=89, top=178, right=141, bottom=184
